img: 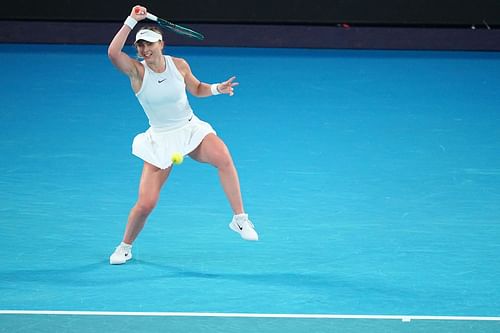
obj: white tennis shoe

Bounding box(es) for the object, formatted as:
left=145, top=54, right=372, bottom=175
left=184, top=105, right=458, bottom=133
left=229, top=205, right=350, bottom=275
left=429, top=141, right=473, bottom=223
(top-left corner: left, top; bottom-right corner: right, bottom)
left=229, top=213, right=259, bottom=241
left=109, top=242, right=133, bottom=265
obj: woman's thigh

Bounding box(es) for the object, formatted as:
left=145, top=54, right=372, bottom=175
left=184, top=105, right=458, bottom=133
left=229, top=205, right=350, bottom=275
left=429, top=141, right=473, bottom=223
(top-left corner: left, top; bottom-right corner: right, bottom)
left=137, top=162, right=171, bottom=205
left=189, top=133, right=232, bottom=166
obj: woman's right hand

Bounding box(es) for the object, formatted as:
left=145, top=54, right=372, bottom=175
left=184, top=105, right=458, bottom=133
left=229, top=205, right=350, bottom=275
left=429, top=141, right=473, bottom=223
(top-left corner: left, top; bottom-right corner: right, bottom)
left=131, top=5, right=148, bottom=21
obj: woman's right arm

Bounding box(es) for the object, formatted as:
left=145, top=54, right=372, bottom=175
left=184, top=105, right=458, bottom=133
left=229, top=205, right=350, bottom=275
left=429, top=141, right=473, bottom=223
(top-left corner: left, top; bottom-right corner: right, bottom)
left=108, top=6, right=147, bottom=77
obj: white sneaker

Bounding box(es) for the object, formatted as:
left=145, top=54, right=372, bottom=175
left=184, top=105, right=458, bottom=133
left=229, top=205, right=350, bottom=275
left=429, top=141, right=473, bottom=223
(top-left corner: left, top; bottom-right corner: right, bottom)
left=229, top=213, right=259, bottom=241
left=109, top=242, right=133, bottom=265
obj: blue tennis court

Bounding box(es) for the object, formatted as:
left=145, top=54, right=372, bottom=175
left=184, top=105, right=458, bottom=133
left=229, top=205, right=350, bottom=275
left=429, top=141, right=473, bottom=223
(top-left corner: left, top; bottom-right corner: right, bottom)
left=0, top=44, right=499, bottom=332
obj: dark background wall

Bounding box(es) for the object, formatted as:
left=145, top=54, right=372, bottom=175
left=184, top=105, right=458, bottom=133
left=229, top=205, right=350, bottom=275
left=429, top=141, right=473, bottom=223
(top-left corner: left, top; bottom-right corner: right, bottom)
left=2, top=0, right=499, bottom=26
left=1, top=0, right=498, bottom=50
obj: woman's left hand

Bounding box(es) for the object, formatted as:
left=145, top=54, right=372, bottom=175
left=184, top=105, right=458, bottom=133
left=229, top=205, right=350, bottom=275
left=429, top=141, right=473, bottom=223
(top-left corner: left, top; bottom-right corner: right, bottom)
left=218, top=76, right=239, bottom=96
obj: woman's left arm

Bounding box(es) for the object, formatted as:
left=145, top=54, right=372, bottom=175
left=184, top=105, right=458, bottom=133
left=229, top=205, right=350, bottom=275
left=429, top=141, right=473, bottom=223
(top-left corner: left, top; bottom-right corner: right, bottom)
left=173, top=58, right=238, bottom=97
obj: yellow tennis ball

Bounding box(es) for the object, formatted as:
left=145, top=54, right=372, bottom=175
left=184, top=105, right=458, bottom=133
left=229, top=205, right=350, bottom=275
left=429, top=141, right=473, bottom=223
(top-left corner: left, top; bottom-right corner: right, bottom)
left=171, top=152, right=184, bottom=165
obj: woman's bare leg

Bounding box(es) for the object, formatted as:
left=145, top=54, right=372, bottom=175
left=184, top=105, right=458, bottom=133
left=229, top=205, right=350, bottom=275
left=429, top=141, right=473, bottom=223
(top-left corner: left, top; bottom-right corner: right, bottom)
left=189, top=134, right=244, bottom=214
left=122, top=162, right=172, bottom=244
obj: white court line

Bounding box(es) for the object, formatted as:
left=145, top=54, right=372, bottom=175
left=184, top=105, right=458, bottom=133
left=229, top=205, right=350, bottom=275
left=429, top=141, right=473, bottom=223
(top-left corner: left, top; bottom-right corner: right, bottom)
left=0, top=310, right=499, bottom=322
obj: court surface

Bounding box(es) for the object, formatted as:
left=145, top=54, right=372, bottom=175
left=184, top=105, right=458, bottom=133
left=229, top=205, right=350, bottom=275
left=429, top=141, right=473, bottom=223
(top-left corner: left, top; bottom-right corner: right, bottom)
left=0, top=44, right=499, bottom=332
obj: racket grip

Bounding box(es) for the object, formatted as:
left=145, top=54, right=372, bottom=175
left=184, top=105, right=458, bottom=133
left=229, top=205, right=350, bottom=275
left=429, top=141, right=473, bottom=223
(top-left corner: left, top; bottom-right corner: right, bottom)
left=146, top=13, right=158, bottom=21
left=133, top=7, right=158, bottom=21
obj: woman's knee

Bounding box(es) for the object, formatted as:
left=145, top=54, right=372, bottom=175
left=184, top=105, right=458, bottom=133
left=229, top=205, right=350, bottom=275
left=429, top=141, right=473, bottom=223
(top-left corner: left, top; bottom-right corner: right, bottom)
left=134, top=196, right=158, bottom=216
left=213, top=146, right=234, bottom=169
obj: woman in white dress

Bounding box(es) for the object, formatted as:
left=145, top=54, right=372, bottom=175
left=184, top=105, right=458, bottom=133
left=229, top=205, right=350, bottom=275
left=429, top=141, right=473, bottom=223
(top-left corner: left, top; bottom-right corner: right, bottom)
left=107, top=5, right=258, bottom=265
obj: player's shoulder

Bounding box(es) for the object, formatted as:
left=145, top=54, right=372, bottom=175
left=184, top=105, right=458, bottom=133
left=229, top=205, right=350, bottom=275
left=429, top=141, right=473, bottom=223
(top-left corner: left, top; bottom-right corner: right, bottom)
left=171, top=56, right=189, bottom=68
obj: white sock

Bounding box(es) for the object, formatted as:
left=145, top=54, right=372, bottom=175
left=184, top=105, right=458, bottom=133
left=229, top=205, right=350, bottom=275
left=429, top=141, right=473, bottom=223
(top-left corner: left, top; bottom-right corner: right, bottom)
left=120, top=242, right=132, bottom=249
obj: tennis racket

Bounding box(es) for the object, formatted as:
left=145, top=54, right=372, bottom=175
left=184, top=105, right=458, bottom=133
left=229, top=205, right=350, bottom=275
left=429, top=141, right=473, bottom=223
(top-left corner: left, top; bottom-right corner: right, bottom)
left=134, top=8, right=205, bottom=40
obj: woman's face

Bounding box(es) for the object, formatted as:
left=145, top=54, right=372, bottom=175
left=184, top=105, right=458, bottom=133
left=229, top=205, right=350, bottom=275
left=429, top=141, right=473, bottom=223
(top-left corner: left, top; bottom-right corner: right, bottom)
left=135, top=40, right=164, bottom=61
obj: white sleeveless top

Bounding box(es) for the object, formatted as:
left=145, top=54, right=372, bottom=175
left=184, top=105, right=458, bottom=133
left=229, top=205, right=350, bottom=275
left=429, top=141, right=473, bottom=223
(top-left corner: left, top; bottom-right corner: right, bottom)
left=136, top=55, right=194, bottom=130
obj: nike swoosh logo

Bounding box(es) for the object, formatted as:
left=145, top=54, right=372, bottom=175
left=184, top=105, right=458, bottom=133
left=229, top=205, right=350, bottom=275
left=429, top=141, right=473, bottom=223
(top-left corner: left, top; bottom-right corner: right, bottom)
left=158, top=79, right=167, bottom=83
left=236, top=223, right=243, bottom=231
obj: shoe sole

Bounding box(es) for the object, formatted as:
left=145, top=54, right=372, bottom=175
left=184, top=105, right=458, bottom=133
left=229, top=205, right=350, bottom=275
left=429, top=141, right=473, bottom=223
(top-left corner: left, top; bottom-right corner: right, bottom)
left=110, top=254, right=133, bottom=265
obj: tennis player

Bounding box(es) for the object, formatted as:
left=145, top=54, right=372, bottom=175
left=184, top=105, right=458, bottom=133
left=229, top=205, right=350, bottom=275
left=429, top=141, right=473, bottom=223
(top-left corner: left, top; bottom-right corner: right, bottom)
left=108, top=5, right=258, bottom=265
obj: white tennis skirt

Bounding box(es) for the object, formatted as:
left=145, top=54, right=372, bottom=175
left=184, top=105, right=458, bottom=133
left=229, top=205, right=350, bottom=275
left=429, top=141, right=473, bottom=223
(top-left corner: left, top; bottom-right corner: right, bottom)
left=132, top=115, right=216, bottom=169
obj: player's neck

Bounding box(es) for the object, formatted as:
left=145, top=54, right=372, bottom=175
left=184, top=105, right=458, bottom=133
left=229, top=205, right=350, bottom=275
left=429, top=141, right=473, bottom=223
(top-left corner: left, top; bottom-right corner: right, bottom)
left=147, top=55, right=166, bottom=73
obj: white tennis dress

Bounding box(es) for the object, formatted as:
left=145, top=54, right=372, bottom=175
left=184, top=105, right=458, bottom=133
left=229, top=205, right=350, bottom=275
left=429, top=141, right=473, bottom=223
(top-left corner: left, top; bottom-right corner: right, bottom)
left=132, top=55, right=215, bottom=169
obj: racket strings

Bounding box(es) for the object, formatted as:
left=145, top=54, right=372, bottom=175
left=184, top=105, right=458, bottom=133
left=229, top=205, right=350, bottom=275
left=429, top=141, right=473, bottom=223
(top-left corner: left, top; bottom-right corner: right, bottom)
left=157, top=20, right=204, bottom=40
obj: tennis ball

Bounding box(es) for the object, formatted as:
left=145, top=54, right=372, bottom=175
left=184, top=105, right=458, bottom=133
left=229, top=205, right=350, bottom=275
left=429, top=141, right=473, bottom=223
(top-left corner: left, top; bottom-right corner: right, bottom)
left=171, top=152, right=184, bottom=165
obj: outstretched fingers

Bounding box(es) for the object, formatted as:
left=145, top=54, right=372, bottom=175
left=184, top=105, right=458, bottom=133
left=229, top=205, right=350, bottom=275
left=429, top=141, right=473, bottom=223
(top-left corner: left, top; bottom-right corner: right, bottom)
left=220, top=76, right=239, bottom=96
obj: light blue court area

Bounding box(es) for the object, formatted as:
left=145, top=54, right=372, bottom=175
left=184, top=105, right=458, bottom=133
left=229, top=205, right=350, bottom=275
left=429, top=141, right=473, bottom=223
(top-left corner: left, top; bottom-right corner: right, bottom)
left=0, top=44, right=499, bottom=332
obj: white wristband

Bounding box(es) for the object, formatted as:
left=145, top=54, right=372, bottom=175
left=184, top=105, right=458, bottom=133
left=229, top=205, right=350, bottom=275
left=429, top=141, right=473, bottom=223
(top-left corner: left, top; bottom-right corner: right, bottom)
left=210, top=83, right=221, bottom=95
left=124, top=16, right=137, bottom=29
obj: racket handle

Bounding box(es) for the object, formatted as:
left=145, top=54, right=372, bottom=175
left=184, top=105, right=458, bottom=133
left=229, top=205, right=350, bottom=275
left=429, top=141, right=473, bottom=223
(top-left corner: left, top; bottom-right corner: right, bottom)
left=133, top=7, right=158, bottom=21
left=146, top=13, right=158, bottom=21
